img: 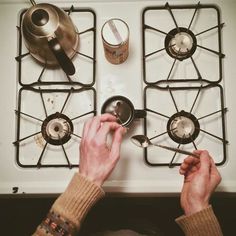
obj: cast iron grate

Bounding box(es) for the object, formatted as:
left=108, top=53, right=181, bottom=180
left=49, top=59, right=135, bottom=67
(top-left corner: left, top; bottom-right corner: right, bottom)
left=143, top=84, right=228, bottom=167
left=142, top=2, right=225, bottom=85
left=13, top=87, right=96, bottom=168
left=16, top=6, right=96, bottom=87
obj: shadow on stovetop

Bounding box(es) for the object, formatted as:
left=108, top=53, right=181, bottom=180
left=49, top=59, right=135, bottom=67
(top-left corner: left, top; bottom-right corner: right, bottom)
left=0, top=196, right=235, bottom=236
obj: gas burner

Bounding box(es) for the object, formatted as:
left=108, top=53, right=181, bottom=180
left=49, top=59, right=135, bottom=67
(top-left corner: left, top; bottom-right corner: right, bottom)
left=142, top=3, right=225, bottom=84
left=144, top=85, right=227, bottom=167
left=165, top=27, right=197, bottom=61
left=41, top=113, right=73, bottom=146
left=14, top=87, right=96, bottom=168
left=167, top=110, right=200, bottom=144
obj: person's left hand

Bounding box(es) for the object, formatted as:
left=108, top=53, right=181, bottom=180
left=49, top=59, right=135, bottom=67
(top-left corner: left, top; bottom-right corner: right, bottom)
left=179, top=150, right=221, bottom=215
left=79, top=114, right=126, bottom=186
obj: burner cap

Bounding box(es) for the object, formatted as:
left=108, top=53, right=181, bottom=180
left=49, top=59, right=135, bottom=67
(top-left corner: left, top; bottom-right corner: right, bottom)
left=167, top=110, right=200, bottom=144
left=41, top=112, right=73, bottom=145
left=165, top=27, right=197, bottom=61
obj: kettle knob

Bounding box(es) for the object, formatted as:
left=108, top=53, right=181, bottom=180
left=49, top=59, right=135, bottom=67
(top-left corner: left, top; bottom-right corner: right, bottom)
left=31, top=9, right=49, bottom=26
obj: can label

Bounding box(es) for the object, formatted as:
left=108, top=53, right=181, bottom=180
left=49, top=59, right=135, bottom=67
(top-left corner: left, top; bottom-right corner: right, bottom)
left=101, top=19, right=129, bottom=64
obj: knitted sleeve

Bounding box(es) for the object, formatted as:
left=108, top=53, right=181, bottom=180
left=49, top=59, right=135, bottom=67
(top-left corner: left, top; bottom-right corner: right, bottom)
left=32, top=172, right=105, bottom=236
left=175, top=205, right=223, bottom=236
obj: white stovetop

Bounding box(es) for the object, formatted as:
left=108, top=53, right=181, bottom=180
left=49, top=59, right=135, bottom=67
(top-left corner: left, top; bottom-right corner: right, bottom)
left=0, top=0, right=236, bottom=195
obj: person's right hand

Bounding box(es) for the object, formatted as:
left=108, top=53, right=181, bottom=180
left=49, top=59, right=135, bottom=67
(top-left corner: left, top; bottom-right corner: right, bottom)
left=79, top=114, right=126, bottom=187
left=179, top=150, right=221, bottom=216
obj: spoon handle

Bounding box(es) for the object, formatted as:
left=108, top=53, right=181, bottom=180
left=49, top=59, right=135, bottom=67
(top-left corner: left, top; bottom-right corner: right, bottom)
left=154, top=144, right=200, bottom=159
left=113, top=111, right=125, bottom=126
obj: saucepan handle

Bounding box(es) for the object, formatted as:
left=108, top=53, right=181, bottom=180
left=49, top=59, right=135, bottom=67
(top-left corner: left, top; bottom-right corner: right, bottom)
left=48, top=38, right=75, bottom=76
left=134, top=109, right=146, bottom=119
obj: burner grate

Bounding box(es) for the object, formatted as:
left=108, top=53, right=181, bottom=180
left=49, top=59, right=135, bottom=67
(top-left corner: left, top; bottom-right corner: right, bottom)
left=14, top=87, right=96, bottom=168
left=16, top=7, right=96, bottom=87
left=143, top=84, right=227, bottom=167
left=142, top=2, right=225, bottom=85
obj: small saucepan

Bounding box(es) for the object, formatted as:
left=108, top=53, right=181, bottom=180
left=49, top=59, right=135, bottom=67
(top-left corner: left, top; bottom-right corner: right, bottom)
left=101, top=96, right=146, bottom=127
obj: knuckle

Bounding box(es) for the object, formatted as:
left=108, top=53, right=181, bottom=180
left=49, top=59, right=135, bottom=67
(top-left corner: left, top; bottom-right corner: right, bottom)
left=102, top=122, right=109, bottom=130
left=90, top=138, right=103, bottom=148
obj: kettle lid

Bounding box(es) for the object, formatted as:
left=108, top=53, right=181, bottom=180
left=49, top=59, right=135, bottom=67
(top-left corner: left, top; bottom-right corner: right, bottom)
left=22, top=3, right=59, bottom=37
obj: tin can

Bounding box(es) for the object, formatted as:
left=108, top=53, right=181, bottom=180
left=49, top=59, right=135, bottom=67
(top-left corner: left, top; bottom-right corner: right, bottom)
left=101, top=18, right=129, bottom=64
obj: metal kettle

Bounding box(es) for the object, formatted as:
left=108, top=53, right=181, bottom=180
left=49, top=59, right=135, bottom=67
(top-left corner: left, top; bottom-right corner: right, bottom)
left=21, top=1, right=79, bottom=75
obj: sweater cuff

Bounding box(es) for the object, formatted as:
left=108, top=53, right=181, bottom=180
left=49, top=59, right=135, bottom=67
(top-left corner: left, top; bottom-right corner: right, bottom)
left=51, top=172, right=105, bottom=229
left=175, top=206, right=223, bottom=236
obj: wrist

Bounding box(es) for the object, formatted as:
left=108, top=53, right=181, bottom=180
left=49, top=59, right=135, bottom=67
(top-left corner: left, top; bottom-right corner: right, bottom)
left=79, top=172, right=104, bottom=187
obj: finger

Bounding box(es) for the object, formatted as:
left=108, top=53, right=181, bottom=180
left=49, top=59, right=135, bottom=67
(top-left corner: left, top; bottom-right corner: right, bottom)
left=180, top=161, right=190, bottom=171
left=84, top=114, right=117, bottom=139
left=81, top=117, right=93, bottom=140
left=188, top=165, right=198, bottom=174
left=210, top=158, right=220, bottom=177
left=100, top=113, right=117, bottom=122
left=193, top=149, right=204, bottom=155
left=183, top=155, right=200, bottom=165
left=199, top=150, right=211, bottom=174
left=110, top=126, right=125, bottom=163
left=179, top=158, right=191, bottom=175
left=179, top=168, right=193, bottom=177
left=180, top=156, right=199, bottom=171
left=86, top=116, right=102, bottom=139
left=179, top=168, right=187, bottom=175
left=96, top=122, right=122, bottom=143
left=209, top=158, right=222, bottom=187
left=179, top=154, right=200, bottom=175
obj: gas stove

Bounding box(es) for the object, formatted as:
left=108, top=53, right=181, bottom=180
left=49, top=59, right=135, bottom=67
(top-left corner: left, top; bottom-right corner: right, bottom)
left=14, top=6, right=97, bottom=168
left=0, top=0, right=236, bottom=195
left=142, top=3, right=227, bottom=167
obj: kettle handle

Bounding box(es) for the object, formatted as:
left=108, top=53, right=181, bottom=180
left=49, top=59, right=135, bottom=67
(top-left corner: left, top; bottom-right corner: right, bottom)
left=48, top=38, right=76, bottom=76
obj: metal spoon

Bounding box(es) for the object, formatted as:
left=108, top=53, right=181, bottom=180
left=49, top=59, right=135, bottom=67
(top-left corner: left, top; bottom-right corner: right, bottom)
left=131, top=135, right=200, bottom=159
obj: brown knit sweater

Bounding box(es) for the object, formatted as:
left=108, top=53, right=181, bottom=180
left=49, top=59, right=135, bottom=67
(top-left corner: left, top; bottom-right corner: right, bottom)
left=176, top=206, right=223, bottom=236
left=33, top=173, right=223, bottom=236
left=33, top=173, right=105, bottom=236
